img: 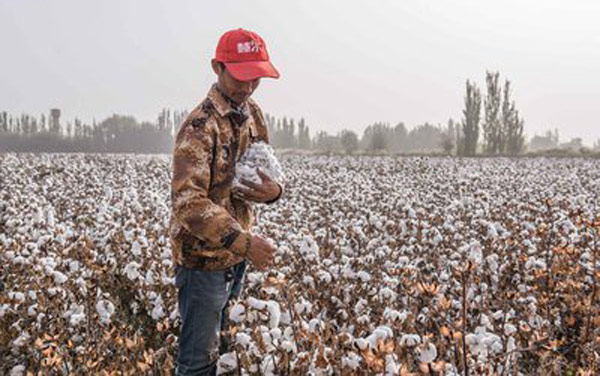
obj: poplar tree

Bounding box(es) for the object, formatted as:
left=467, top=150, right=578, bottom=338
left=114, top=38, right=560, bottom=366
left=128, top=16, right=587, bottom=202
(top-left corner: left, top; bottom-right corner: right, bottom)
left=461, top=80, right=481, bottom=156
left=483, top=71, right=502, bottom=154
left=501, top=79, right=525, bottom=155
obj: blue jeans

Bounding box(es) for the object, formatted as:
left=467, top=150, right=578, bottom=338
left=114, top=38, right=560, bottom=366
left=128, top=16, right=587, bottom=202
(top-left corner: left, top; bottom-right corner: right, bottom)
left=175, top=260, right=247, bottom=376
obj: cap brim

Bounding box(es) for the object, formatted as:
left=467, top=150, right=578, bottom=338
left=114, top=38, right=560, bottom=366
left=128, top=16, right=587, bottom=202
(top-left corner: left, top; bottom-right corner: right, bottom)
left=224, top=60, right=280, bottom=81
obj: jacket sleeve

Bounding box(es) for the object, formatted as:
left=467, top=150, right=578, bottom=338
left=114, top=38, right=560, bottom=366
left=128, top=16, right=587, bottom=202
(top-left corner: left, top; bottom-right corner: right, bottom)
left=171, top=115, right=251, bottom=256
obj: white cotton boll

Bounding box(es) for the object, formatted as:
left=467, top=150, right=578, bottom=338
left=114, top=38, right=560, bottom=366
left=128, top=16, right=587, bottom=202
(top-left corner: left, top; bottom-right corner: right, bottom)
left=487, top=223, right=498, bottom=239
left=233, top=141, right=284, bottom=188
left=47, top=209, right=55, bottom=227
left=28, top=290, right=37, bottom=301
left=33, top=207, right=44, bottom=224
left=123, top=261, right=141, bottom=281
left=217, top=352, right=238, bottom=373
left=418, top=343, right=438, bottom=363
left=283, top=326, right=295, bottom=341
left=356, top=270, right=371, bottom=283
left=357, top=314, right=370, bottom=324
left=399, top=334, right=421, bottom=347
left=281, top=340, right=296, bottom=352
left=104, top=187, right=113, bottom=201
left=317, top=270, right=332, bottom=284
left=294, top=299, right=312, bottom=315
left=490, top=339, right=504, bottom=353
left=9, top=292, right=25, bottom=303
left=131, top=240, right=142, bottom=256
left=342, top=351, right=362, bottom=369
left=69, top=260, right=80, bottom=273
left=298, top=236, right=320, bottom=262
left=68, top=305, right=86, bottom=326
left=96, top=299, right=115, bottom=324
left=506, top=336, right=516, bottom=352
left=53, top=271, right=68, bottom=285
left=260, top=354, right=278, bottom=376
left=467, top=240, right=483, bottom=265
left=262, top=286, right=279, bottom=296
left=27, top=304, right=37, bottom=316
left=302, top=275, right=315, bottom=289
left=366, top=326, right=393, bottom=349
left=385, top=354, right=400, bottom=375
left=383, top=308, right=408, bottom=323
left=235, top=332, right=253, bottom=348
left=0, top=304, right=9, bottom=318
left=229, top=302, right=246, bottom=323
left=248, top=297, right=266, bottom=310
left=308, top=318, right=321, bottom=333
left=342, top=351, right=361, bottom=370
left=465, top=333, right=478, bottom=346
left=235, top=165, right=258, bottom=184
left=169, top=307, right=179, bottom=321
left=354, top=338, right=369, bottom=350
left=151, top=304, right=165, bottom=321
left=145, top=269, right=155, bottom=285
left=9, top=365, right=26, bottom=376
left=12, top=331, right=30, bottom=348
left=379, top=287, right=396, bottom=301
left=354, top=298, right=368, bottom=314
left=261, top=331, right=273, bottom=350
left=480, top=333, right=501, bottom=349
left=432, top=232, right=443, bottom=245
left=408, top=208, right=416, bottom=218
left=504, top=323, right=517, bottom=336
left=269, top=328, right=282, bottom=340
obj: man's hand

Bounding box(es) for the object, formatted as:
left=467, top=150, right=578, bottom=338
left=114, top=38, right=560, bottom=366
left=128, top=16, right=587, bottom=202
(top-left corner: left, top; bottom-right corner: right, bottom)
left=245, top=234, right=276, bottom=270
left=234, top=169, right=281, bottom=203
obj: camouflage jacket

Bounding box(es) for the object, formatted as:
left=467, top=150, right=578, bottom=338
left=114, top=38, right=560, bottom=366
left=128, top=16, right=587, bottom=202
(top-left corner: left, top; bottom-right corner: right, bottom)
left=169, top=84, right=282, bottom=271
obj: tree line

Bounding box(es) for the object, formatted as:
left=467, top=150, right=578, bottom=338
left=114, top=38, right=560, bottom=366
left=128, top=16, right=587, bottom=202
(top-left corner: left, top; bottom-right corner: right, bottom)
left=457, top=71, right=526, bottom=156
left=2, top=71, right=597, bottom=154
left=0, top=109, right=185, bottom=153
left=0, top=108, right=453, bottom=154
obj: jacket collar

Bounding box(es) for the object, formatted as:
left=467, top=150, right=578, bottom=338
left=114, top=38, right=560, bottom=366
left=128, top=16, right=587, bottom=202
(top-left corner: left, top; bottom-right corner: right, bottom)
left=207, top=83, right=250, bottom=119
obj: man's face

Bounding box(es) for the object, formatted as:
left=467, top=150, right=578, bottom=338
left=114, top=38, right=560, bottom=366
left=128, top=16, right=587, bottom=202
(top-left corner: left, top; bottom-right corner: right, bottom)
left=212, top=60, right=260, bottom=105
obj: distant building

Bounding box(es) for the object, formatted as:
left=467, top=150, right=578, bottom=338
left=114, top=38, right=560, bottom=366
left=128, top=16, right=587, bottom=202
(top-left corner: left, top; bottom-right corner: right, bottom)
left=559, top=138, right=583, bottom=151
left=527, top=130, right=558, bottom=152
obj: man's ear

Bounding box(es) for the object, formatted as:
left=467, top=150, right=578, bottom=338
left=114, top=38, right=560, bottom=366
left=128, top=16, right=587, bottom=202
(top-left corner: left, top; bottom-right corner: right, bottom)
left=211, top=59, right=223, bottom=75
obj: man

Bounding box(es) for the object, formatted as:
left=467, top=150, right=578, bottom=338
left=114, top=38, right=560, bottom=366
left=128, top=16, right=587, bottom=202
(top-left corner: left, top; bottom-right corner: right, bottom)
left=169, top=28, right=283, bottom=375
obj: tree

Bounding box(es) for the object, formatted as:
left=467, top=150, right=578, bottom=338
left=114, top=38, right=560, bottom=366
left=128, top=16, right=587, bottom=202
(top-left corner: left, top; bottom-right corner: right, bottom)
left=314, top=131, right=339, bottom=152
left=529, top=130, right=558, bottom=152
left=390, top=122, right=408, bottom=152
left=339, top=129, right=359, bottom=154
left=0, top=112, right=8, bottom=132
left=483, top=71, right=502, bottom=154
left=289, top=118, right=297, bottom=148
left=461, top=80, right=482, bottom=156
left=440, top=119, right=456, bottom=155
left=502, top=80, right=525, bottom=155
left=297, top=118, right=311, bottom=149
left=361, top=122, right=389, bottom=151
left=407, top=123, right=444, bottom=153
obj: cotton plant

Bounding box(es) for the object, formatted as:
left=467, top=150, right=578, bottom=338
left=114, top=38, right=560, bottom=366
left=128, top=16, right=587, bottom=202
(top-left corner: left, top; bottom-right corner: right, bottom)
left=1, top=153, right=600, bottom=374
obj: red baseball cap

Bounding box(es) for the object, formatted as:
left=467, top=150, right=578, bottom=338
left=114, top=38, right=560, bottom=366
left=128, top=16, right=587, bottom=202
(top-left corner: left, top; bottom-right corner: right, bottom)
left=215, top=28, right=280, bottom=82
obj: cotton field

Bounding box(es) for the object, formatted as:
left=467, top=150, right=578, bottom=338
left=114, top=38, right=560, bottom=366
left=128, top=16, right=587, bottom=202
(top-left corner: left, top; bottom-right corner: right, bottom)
left=1, top=153, right=599, bottom=375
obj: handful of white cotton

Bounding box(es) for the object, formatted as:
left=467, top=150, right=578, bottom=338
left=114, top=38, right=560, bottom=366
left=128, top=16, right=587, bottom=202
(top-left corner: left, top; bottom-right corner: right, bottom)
left=233, top=141, right=284, bottom=189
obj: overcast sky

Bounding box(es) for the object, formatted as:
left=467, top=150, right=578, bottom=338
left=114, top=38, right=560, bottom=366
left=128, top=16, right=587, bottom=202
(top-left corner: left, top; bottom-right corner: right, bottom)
left=1, top=0, right=599, bottom=144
